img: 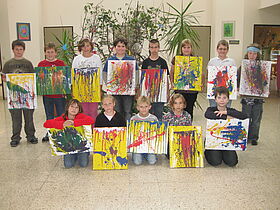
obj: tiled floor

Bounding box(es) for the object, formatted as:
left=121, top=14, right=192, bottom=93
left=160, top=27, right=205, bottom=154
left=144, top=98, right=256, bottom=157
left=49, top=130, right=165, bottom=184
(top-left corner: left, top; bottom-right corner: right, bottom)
left=0, top=94, right=279, bottom=209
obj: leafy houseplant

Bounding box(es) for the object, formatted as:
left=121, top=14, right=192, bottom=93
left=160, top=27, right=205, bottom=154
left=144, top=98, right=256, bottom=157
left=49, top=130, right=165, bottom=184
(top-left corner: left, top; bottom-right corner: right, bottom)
left=163, top=1, right=203, bottom=55
left=81, top=2, right=168, bottom=63
left=53, top=30, right=77, bottom=66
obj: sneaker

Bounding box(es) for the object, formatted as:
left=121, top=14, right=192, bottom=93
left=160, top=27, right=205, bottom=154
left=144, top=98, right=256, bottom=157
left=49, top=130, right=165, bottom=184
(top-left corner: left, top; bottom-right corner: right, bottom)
left=251, top=140, right=258, bottom=145
left=27, top=137, right=38, bottom=144
left=42, top=136, right=49, bottom=142
left=10, top=140, right=19, bottom=147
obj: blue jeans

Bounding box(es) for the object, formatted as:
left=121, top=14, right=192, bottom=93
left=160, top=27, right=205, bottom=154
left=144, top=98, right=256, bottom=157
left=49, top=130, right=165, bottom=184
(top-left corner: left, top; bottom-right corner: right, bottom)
left=151, top=102, right=164, bottom=121
left=63, top=152, right=89, bottom=168
left=241, top=101, right=263, bottom=142
left=132, top=153, right=157, bottom=165
left=43, top=96, right=66, bottom=120
left=114, top=95, right=134, bottom=121
left=209, top=99, right=232, bottom=108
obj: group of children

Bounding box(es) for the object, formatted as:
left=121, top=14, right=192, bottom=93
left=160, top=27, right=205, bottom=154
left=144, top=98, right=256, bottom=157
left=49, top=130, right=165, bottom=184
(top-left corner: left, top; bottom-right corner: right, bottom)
left=1, top=37, right=266, bottom=169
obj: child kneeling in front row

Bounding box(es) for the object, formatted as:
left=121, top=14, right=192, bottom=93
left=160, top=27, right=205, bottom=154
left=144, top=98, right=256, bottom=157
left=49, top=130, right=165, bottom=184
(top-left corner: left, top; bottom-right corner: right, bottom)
left=204, top=86, right=247, bottom=167
left=44, top=99, right=94, bottom=168
left=131, top=96, right=158, bottom=165
left=163, top=93, right=192, bottom=159
left=95, top=95, right=126, bottom=127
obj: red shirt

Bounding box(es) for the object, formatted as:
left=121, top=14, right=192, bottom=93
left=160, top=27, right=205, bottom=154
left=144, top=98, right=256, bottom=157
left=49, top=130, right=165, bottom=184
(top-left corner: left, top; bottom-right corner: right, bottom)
left=43, top=113, right=94, bottom=129
left=37, top=59, right=66, bottom=98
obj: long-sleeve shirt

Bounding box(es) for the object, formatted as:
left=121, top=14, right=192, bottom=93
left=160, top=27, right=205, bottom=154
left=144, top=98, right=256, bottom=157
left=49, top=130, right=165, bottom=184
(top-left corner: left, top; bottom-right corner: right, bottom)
left=162, top=110, right=192, bottom=126
left=95, top=112, right=126, bottom=127
left=43, top=113, right=94, bottom=129
left=204, top=107, right=247, bottom=120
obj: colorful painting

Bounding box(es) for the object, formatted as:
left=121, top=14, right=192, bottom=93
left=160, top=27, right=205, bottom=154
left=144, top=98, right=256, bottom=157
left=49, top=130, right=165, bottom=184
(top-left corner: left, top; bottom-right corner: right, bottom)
left=6, top=73, right=37, bottom=109
left=93, top=127, right=127, bottom=170
left=140, top=69, right=168, bottom=102
left=48, top=125, right=92, bottom=156
left=106, top=60, right=136, bottom=95
left=16, top=22, right=31, bottom=41
left=205, top=119, right=249, bottom=151
left=174, top=56, right=202, bottom=91
left=222, top=21, right=235, bottom=39
left=207, top=66, right=237, bottom=99
left=127, top=121, right=168, bottom=154
left=239, top=59, right=271, bottom=97
left=35, top=66, right=71, bottom=95
left=72, top=67, right=100, bottom=102
left=169, top=126, right=204, bottom=168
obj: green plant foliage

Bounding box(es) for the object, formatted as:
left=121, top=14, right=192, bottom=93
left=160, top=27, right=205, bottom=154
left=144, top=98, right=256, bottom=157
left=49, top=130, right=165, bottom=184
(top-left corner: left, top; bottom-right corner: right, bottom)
left=53, top=30, right=77, bottom=66
left=163, top=1, right=203, bottom=55
left=81, top=1, right=168, bottom=62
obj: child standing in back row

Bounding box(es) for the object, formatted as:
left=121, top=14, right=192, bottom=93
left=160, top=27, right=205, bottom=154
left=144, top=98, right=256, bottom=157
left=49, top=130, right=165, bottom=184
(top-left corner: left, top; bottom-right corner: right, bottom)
left=170, top=39, right=198, bottom=120
left=141, top=39, right=169, bottom=120
left=238, top=43, right=264, bottom=146
left=207, top=40, right=236, bottom=108
left=103, top=38, right=138, bottom=121
left=38, top=42, right=66, bottom=142
left=72, top=38, right=102, bottom=125
left=130, top=96, right=158, bottom=165
left=2, top=40, right=38, bottom=147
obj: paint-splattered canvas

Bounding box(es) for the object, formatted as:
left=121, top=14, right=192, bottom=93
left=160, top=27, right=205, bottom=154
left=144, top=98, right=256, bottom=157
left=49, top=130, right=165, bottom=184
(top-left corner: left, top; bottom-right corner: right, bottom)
left=169, top=126, right=204, bottom=168
left=127, top=121, right=168, bottom=154
left=35, top=66, right=71, bottom=95
left=205, top=119, right=249, bottom=151
left=140, top=69, right=168, bottom=102
left=207, top=66, right=237, bottom=99
left=239, top=59, right=271, bottom=97
left=6, top=73, right=37, bottom=109
left=174, top=56, right=203, bottom=91
left=48, top=125, right=92, bottom=156
left=72, top=67, right=100, bottom=102
left=106, top=60, right=136, bottom=95
left=93, top=127, right=128, bottom=170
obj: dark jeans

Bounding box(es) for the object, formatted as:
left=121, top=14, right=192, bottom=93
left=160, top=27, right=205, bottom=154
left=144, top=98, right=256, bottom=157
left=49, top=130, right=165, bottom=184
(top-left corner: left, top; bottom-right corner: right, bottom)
left=114, top=95, right=134, bottom=121
left=205, top=150, right=238, bottom=167
left=9, top=109, right=36, bottom=141
left=175, top=91, right=198, bottom=120
left=43, top=96, right=66, bottom=120
left=151, top=102, right=164, bottom=121
left=242, top=102, right=263, bottom=142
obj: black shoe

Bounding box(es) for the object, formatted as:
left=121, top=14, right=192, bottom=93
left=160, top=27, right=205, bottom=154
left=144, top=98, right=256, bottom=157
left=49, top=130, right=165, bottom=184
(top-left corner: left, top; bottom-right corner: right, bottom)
left=27, top=137, right=38, bottom=144
left=10, top=140, right=19, bottom=147
left=42, top=136, right=49, bottom=142
left=251, top=140, right=258, bottom=145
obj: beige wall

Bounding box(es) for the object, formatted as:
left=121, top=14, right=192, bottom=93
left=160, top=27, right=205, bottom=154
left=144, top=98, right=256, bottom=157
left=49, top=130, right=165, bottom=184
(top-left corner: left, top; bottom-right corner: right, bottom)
left=1, top=0, right=280, bottom=67
left=0, top=0, right=11, bottom=64
left=260, top=0, right=280, bottom=8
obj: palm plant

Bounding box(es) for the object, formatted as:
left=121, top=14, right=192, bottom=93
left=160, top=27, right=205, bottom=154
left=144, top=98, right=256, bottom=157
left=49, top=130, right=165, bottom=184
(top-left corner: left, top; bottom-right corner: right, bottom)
left=53, top=30, right=77, bottom=66
left=164, top=1, right=203, bottom=55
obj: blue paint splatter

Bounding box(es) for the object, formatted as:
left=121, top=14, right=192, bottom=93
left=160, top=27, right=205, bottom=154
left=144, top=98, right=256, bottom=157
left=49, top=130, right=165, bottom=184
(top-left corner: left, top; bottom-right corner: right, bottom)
left=116, top=156, right=128, bottom=166
left=94, top=151, right=107, bottom=156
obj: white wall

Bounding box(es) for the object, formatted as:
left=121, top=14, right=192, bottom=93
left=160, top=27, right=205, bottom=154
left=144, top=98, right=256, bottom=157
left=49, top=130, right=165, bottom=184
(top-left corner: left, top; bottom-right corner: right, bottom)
left=260, top=0, right=280, bottom=8
left=0, top=0, right=11, bottom=64
left=243, top=1, right=280, bottom=60
left=5, top=0, right=42, bottom=65
left=2, top=0, right=280, bottom=67
left=211, top=0, right=245, bottom=66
